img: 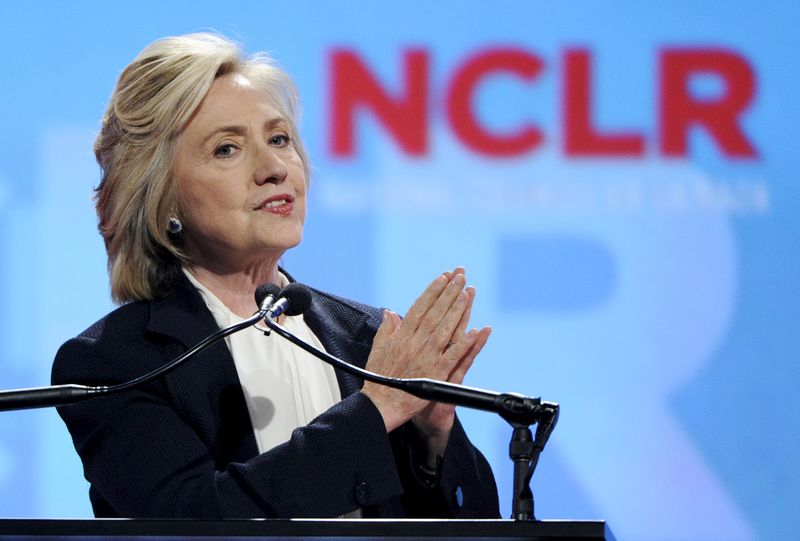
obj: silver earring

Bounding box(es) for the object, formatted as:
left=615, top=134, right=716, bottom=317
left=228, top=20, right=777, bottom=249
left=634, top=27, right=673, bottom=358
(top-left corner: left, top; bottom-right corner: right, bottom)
left=167, top=217, right=183, bottom=234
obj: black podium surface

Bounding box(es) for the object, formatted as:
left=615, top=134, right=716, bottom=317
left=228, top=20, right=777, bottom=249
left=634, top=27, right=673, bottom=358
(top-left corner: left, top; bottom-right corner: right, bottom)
left=0, top=518, right=614, bottom=540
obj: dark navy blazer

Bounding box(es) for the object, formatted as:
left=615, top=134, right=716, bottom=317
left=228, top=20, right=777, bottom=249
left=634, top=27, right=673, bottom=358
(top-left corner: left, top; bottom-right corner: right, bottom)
left=52, top=273, right=499, bottom=518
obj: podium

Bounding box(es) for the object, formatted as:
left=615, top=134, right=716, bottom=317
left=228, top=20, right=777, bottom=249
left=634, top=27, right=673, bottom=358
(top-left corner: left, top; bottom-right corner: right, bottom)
left=0, top=518, right=614, bottom=540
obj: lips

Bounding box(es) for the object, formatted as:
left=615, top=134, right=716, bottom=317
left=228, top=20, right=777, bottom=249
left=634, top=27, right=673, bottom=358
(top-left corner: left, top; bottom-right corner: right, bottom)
left=255, top=194, right=295, bottom=216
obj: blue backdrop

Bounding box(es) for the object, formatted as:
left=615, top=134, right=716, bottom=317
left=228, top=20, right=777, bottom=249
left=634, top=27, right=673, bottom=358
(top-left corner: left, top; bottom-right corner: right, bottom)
left=0, top=2, right=797, bottom=540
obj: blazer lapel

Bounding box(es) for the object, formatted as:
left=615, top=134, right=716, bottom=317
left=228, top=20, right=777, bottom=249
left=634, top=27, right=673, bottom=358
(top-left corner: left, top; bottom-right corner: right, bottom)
left=141, top=271, right=380, bottom=464
left=146, top=274, right=221, bottom=346
left=145, top=274, right=259, bottom=465
left=302, top=290, right=379, bottom=399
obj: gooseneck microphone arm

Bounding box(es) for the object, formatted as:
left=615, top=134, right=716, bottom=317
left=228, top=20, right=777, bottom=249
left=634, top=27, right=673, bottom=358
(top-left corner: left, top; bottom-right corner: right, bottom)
left=262, top=314, right=550, bottom=426
left=0, top=284, right=283, bottom=412
left=258, top=283, right=559, bottom=521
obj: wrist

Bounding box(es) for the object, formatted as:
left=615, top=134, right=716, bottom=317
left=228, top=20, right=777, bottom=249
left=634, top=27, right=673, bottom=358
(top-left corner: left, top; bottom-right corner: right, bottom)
left=360, top=388, right=408, bottom=433
left=406, top=422, right=447, bottom=489
left=412, top=417, right=451, bottom=468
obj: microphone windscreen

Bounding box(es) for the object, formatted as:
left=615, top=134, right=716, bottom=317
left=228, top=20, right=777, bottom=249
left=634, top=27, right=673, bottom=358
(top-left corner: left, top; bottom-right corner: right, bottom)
left=254, top=283, right=281, bottom=307
left=281, top=283, right=313, bottom=316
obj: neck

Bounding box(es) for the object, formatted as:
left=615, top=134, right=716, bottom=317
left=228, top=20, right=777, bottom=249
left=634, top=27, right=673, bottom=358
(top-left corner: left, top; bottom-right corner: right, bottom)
left=186, top=259, right=283, bottom=319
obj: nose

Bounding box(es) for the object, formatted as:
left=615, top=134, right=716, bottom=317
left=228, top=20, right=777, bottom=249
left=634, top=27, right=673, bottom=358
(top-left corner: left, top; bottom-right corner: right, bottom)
left=253, top=144, right=287, bottom=186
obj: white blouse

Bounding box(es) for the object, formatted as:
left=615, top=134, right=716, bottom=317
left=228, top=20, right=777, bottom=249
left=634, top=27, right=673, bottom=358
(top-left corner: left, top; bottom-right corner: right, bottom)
left=183, top=270, right=343, bottom=453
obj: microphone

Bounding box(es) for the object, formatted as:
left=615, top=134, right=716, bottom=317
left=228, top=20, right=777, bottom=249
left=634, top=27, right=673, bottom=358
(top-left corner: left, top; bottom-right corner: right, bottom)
left=254, top=283, right=281, bottom=312
left=266, top=283, right=313, bottom=319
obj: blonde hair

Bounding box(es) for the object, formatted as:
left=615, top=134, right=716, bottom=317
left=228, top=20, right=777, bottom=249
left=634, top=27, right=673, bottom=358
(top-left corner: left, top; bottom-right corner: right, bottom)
left=94, top=33, right=308, bottom=303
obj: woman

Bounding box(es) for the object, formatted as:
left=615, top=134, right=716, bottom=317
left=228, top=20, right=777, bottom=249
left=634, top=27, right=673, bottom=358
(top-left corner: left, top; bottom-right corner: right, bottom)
left=52, top=32, right=499, bottom=519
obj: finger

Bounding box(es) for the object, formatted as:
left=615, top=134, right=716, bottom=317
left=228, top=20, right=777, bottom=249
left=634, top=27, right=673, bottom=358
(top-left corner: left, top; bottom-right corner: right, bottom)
left=420, top=273, right=467, bottom=334
left=448, top=326, right=492, bottom=383
left=450, top=266, right=465, bottom=278
left=387, top=310, right=402, bottom=332
left=382, top=309, right=402, bottom=336
left=418, top=276, right=469, bottom=352
left=442, top=266, right=465, bottom=281
left=405, top=268, right=465, bottom=335
left=367, top=310, right=399, bottom=370
left=402, top=273, right=467, bottom=354
left=373, top=310, right=394, bottom=343
left=453, top=285, right=475, bottom=340
left=440, top=327, right=479, bottom=368
left=400, top=273, right=451, bottom=334
left=438, top=312, right=488, bottom=374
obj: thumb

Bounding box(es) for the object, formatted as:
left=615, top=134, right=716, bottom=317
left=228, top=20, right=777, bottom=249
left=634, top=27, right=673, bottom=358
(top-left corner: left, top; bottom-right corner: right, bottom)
left=372, top=310, right=399, bottom=351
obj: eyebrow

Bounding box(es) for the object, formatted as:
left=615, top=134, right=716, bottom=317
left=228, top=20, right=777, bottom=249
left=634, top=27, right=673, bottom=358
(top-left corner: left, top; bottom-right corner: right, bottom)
left=200, top=125, right=246, bottom=148
left=200, top=117, right=288, bottom=148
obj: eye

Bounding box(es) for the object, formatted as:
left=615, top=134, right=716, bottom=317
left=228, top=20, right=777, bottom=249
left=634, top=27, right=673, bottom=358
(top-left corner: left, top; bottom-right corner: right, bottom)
left=214, top=143, right=239, bottom=158
left=268, top=133, right=291, bottom=147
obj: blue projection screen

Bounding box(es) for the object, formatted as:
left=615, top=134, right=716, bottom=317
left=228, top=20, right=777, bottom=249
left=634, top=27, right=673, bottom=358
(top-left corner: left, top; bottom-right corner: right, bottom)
left=0, top=2, right=797, bottom=540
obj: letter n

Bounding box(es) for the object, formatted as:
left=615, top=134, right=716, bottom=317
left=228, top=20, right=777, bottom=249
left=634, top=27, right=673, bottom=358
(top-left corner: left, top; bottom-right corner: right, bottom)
left=330, top=49, right=428, bottom=156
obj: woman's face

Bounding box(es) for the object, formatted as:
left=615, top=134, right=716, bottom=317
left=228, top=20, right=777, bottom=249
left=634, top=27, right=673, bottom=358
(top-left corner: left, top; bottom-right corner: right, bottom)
left=174, top=73, right=306, bottom=273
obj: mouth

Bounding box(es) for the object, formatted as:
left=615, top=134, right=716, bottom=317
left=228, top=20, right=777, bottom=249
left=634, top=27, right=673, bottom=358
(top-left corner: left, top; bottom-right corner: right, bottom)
left=255, top=194, right=295, bottom=216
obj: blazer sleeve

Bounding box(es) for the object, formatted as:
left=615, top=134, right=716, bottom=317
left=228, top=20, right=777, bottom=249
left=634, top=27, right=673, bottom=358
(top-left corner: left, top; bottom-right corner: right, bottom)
left=53, top=335, right=404, bottom=518
left=389, top=414, right=500, bottom=518
left=309, top=291, right=501, bottom=519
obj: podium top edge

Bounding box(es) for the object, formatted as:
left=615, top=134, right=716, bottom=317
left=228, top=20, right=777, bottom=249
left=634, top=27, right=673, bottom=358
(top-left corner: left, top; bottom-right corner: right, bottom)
left=0, top=518, right=615, bottom=540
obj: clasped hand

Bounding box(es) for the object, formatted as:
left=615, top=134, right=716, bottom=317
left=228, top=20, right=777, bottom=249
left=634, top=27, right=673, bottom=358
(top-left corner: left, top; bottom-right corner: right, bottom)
left=361, top=268, right=491, bottom=463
